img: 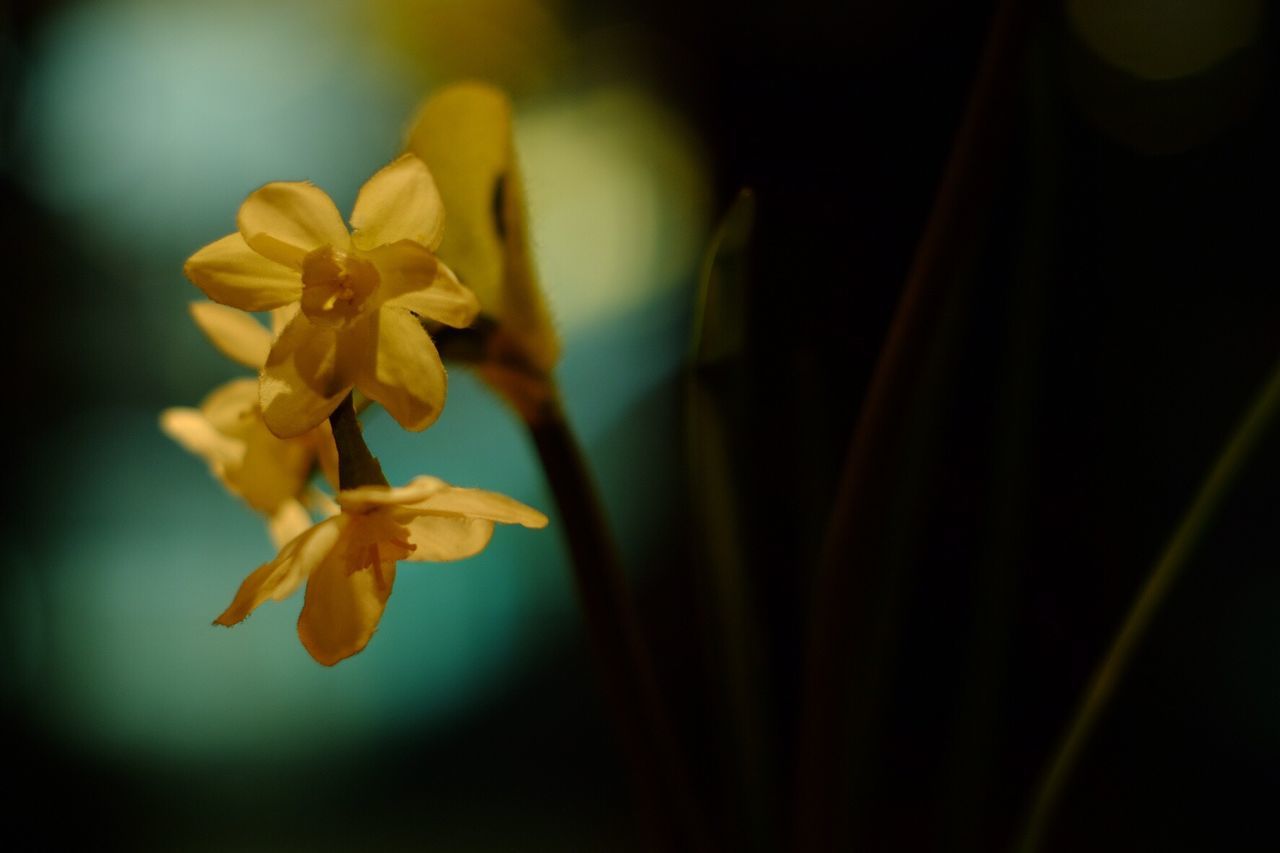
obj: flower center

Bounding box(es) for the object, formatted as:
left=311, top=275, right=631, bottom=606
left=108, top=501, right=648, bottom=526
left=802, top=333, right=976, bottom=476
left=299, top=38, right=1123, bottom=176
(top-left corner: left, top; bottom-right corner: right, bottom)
left=344, top=509, right=417, bottom=581
left=300, top=246, right=380, bottom=326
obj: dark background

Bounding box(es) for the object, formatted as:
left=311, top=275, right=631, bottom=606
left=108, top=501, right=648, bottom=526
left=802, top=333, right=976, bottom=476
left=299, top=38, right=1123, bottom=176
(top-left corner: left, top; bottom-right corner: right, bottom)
left=3, top=1, right=1278, bottom=850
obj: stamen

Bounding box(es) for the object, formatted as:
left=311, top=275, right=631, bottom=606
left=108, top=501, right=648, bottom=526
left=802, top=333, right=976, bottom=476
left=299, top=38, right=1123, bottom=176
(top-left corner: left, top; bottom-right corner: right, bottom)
left=299, top=245, right=380, bottom=326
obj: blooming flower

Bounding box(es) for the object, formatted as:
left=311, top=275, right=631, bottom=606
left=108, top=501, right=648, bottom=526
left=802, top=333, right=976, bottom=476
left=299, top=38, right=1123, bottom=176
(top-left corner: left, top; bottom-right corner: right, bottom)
left=184, top=154, right=480, bottom=438
left=161, top=302, right=339, bottom=546
left=214, top=476, right=549, bottom=665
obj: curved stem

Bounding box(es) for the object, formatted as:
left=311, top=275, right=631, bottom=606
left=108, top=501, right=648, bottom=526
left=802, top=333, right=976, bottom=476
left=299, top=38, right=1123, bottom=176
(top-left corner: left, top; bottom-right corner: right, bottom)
left=1017, top=357, right=1280, bottom=853
left=526, top=388, right=703, bottom=852
left=440, top=317, right=702, bottom=847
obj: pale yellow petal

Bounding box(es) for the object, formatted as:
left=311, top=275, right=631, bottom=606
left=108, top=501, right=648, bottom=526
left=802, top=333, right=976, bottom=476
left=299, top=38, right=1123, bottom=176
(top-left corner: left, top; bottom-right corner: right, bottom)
left=350, top=154, right=445, bottom=251
left=237, top=181, right=350, bottom=268
left=402, top=515, right=495, bottom=562
left=214, top=516, right=345, bottom=626
left=306, top=488, right=341, bottom=518
left=189, top=302, right=272, bottom=369
left=261, top=313, right=350, bottom=438
left=160, top=407, right=243, bottom=468
left=352, top=306, right=447, bottom=432
left=182, top=379, right=314, bottom=513
left=268, top=499, right=314, bottom=549
left=184, top=232, right=301, bottom=311
left=270, top=303, right=300, bottom=336
left=403, top=485, right=549, bottom=528
left=297, top=549, right=396, bottom=666
left=235, top=413, right=315, bottom=513
left=199, top=378, right=260, bottom=436
left=373, top=241, right=479, bottom=328
left=338, top=476, right=447, bottom=512
left=310, top=421, right=341, bottom=491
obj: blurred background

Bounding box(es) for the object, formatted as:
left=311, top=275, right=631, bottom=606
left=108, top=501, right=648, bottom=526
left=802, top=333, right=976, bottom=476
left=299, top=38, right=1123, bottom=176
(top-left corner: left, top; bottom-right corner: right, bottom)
left=2, top=0, right=1278, bottom=850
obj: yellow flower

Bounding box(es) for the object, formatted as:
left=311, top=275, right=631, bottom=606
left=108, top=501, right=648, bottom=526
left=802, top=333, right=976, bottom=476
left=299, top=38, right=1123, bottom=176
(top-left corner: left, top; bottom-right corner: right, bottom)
left=184, top=154, right=480, bottom=438
left=214, top=476, right=549, bottom=665
left=161, top=302, right=340, bottom=546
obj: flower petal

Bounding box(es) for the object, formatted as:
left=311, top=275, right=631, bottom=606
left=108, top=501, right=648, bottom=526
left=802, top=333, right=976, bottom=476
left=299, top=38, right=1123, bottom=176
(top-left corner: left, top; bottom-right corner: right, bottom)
left=268, top=499, right=314, bottom=549
left=236, top=410, right=315, bottom=513
left=402, top=515, right=495, bottom=562
left=350, top=154, right=445, bottom=251
left=160, top=407, right=243, bottom=468
left=297, top=549, right=396, bottom=666
left=310, top=421, right=341, bottom=491
left=237, top=181, right=349, bottom=268
left=214, top=516, right=344, bottom=626
left=189, top=301, right=273, bottom=369
left=199, top=378, right=260, bottom=436
left=351, top=306, right=447, bottom=432
left=184, top=233, right=302, bottom=311
left=261, top=313, right=349, bottom=438
left=270, top=303, right=300, bottom=336
left=338, top=476, right=447, bottom=512
left=403, top=486, right=549, bottom=528
left=374, top=241, right=479, bottom=328
left=307, top=488, right=341, bottom=518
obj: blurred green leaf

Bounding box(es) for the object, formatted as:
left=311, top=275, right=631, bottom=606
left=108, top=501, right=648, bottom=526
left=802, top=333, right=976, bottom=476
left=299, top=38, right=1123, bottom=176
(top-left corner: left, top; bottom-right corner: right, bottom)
left=691, top=188, right=755, bottom=369
left=685, top=187, right=772, bottom=849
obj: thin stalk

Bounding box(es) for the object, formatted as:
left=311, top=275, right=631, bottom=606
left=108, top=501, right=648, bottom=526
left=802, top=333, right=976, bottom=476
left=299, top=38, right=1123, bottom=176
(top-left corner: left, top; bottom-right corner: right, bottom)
left=328, top=393, right=388, bottom=489
left=1017, top=358, right=1280, bottom=853
left=438, top=316, right=703, bottom=848
left=525, top=388, right=703, bottom=852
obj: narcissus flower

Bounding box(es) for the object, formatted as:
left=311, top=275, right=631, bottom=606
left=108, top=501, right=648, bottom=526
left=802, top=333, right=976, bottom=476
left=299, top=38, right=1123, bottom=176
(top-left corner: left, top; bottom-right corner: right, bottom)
left=184, top=154, right=480, bottom=438
left=215, top=476, right=548, bottom=665
left=161, top=302, right=339, bottom=546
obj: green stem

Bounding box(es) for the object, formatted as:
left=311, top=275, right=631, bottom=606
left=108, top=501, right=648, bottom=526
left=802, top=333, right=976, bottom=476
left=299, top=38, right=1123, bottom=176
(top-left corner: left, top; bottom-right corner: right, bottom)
left=1017, top=357, right=1280, bottom=853
left=526, top=389, right=703, bottom=852
left=328, top=393, right=388, bottom=490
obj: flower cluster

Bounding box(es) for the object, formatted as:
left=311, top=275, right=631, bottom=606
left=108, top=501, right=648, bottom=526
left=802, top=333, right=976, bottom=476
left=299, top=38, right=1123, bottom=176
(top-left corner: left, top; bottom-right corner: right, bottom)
left=167, top=143, right=548, bottom=665
left=162, top=302, right=338, bottom=547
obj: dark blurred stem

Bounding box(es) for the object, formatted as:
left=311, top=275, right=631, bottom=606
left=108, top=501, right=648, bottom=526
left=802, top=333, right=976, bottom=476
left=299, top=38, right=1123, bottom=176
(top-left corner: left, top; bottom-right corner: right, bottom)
left=1016, top=358, right=1280, bottom=853
left=794, top=0, right=1034, bottom=848
left=525, top=387, right=702, bottom=852
left=328, top=393, right=388, bottom=490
